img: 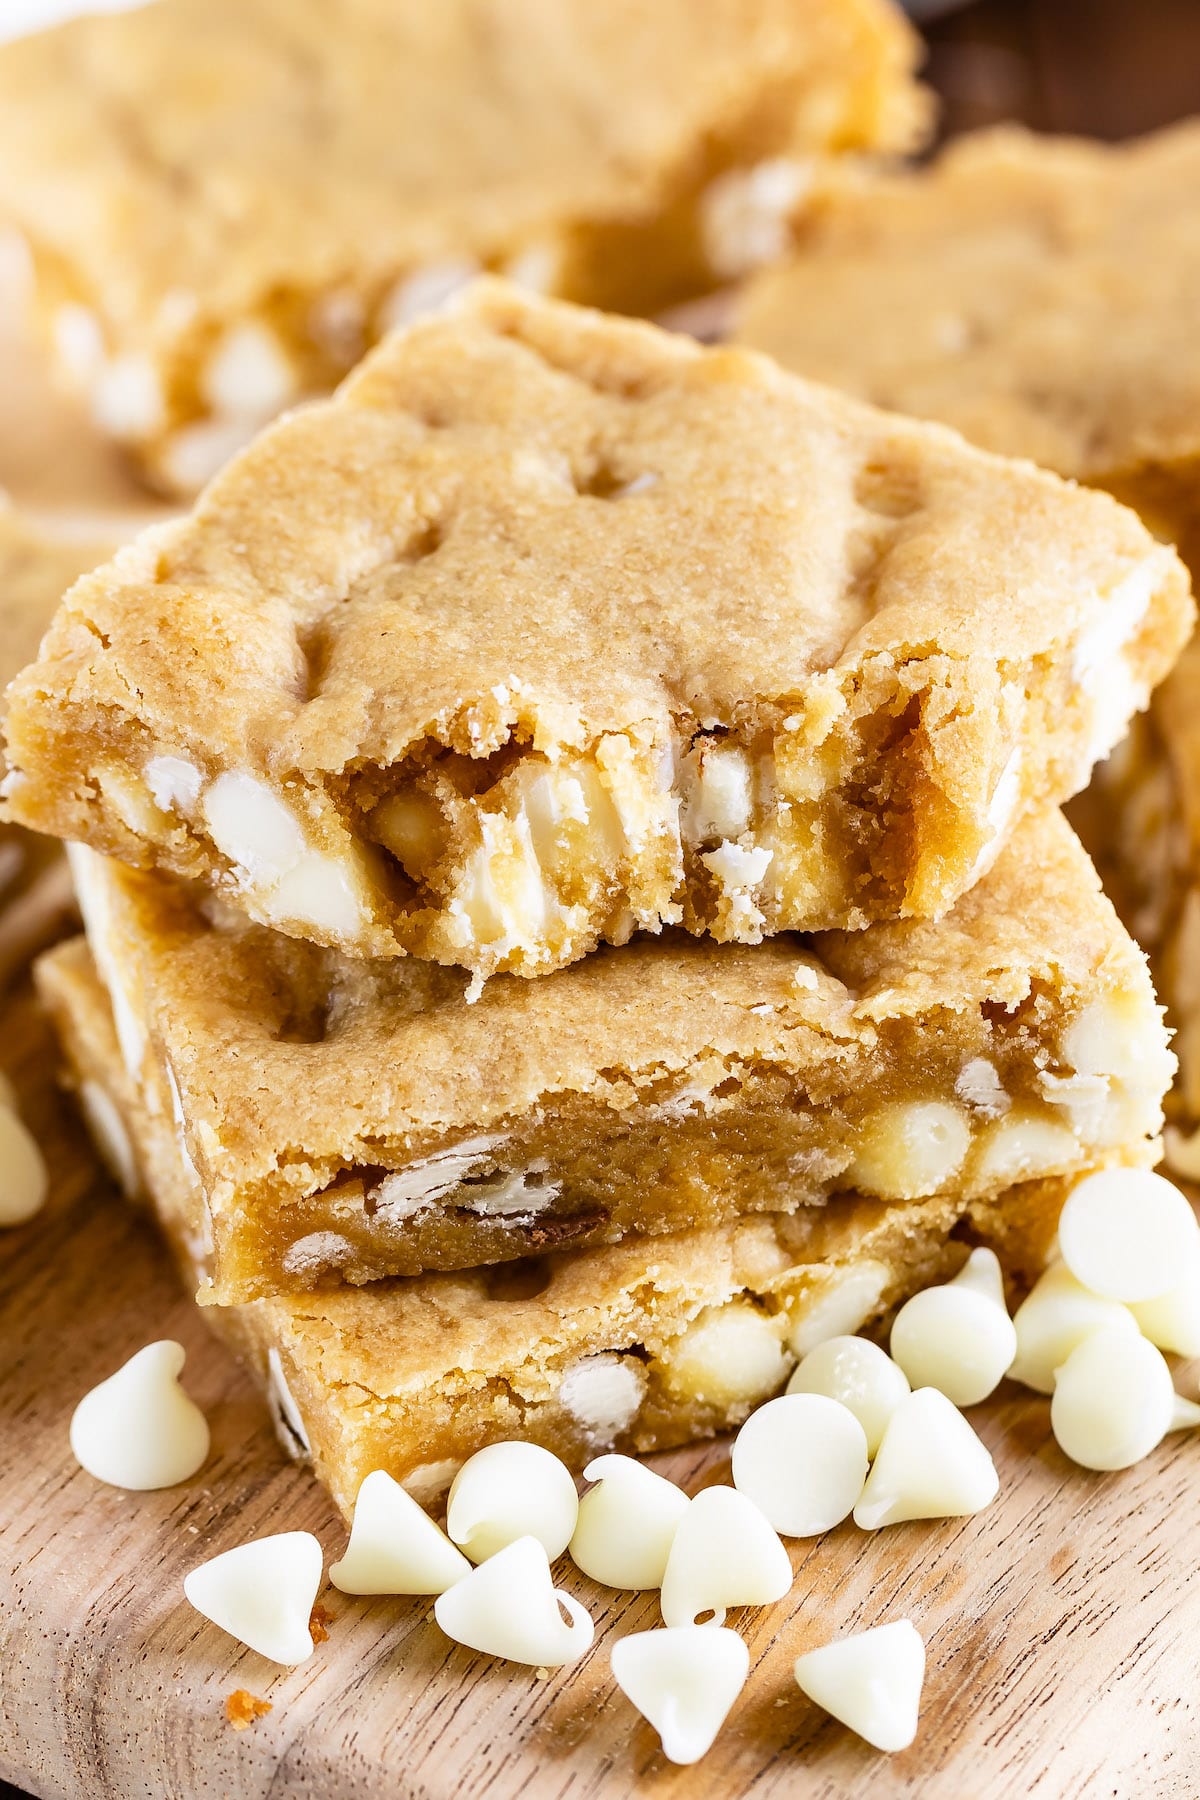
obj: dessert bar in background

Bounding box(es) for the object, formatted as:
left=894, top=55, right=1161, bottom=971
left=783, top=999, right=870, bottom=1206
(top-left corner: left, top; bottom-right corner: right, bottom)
left=0, top=0, right=927, bottom=494
left=65, top=812, right=1171, bottom=1300
left=42, top=934, right=1066, bottom=1520
left=4, top=284, right=1191, bottom=982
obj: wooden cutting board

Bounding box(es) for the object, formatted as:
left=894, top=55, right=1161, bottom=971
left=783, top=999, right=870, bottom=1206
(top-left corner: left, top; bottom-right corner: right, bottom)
left=3, top=972, right=1200, bottom=1800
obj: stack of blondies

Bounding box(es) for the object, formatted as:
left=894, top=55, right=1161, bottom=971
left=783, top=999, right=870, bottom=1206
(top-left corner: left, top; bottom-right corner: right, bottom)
left=0, top=0, right=1194, bottom=1525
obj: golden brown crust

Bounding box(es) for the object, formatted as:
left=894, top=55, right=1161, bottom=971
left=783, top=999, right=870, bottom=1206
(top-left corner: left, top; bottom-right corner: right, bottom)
left=5, top=285, right=1191, bottom=976
left=52, top=811, right=1170, bottom=1298
left=736, top=122, right=1200, bottom=491
left=44, top=933, right=1072, bottom=1520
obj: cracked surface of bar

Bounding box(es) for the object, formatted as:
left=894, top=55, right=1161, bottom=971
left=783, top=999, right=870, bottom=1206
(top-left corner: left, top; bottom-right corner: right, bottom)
left=5, top=284, right=1191, bottom=981
left=50, top=810, right=1170, bottom=1299
left=43, top=936, right=1069, bottom=1521
left=0, top=0, right=927, bottom=494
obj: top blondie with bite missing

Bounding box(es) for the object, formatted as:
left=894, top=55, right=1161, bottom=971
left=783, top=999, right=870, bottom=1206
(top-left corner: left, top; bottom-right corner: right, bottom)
left=3, top=283, right=1192, bottom=981
left=0, top=0, right=927, bottom=495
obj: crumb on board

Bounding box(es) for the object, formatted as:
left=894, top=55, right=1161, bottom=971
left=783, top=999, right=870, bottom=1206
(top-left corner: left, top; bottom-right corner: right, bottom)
left=309, top=1602, right=331, bottom=1646
left=226, top=1690, right=272, bottom=1732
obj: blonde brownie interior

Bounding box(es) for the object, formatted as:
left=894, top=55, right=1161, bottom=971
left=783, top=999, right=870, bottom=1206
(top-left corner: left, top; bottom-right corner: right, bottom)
left=4, top=285, right=1191, bottom=983
left=44, top=933, right=1064, bottom=1521
left=54, top=808, right=1169, bottom=1301
left=0, top=0, right=927, bottom=494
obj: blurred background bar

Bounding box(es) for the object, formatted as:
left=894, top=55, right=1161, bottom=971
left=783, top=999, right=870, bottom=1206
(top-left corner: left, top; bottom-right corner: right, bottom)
left=921, top=0, right=1200, bottom=140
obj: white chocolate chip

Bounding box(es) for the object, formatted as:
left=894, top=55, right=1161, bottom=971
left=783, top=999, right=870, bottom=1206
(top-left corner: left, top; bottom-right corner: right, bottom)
left=789, top=1262, right=890, bottom=1357
left=793, top=1621, right=925, bottom=1754
left=970, top=1111, right=1081, bottom=1186
left=502, top=242, right=563, bottom=296
left=848, top=1100, right=971, bottom=1199
left=329, top=1470, right=470, bottom=1595
left=611, top=1626, right=750, bottom=1766
left=433, top=1535, right=593, bottom=1666
left=367, top=1135, right=507, bottom=1217
left=446, top=1441, right=578, bottom=1564
left=202, top=320, right=297, bottom=421
left=1009, top=1262, right=1138, bottom=1395
left=267, top=851, right=365, bottom=938
left=569, top=1455, right=690, bottom=1590
left=853, top=1388, right=998, bottom=1530
left=69, top=843, right=149, bottom=1079
left=786, top=1336, right=910, bottom=1458
left=280, top=1231, right=355, bottom=1277
left=0, top=1101, right=48, bottom=1225
left=92, top=351, right=165, bottom=440
left=1072, top=558, right=1159, bottom=766
left=954, top=1057, right=1010, bottom=1120
left=732, top=1393, right=868, bottom=1537
left=1050, top=1328, right=1200, bottom=1471
left=53, top=302, right=105, bottom=386
left=1131, top=1276, right=1200, bottom=1358
left=698, top=841, right=773, bottom=938
left=681, top=741, right=753, bottom=844
left=888, top=1248, right=1016, bottom=1407
left=659, top=1486, right=792, bottom=1629
left=403, top=1458, right=463, bottom=1505
left=144, top=753, right=203, bottom=814
left=78, top=1078, right=140, bottom=1198
left=379, top=260, right=480, bottom=332
left=701, top=157, right=813, bottom=279
left=70, top=1340, right=209, bottom=1489
left=664, top=1301, right=790, bottom=1409
left=1057, top=1167, right=1200, bottom=1303
left=557, top=1354, right=647, bottom=1439
left=183, top=1531, right=323, bottom=1666
left=202, top=771, right=306, bottom=879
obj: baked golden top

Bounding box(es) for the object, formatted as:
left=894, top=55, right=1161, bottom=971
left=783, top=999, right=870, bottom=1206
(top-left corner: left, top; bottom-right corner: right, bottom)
left=737, top=122, right=1200, bottom=485
left=0, top=0, right=925, bottom=332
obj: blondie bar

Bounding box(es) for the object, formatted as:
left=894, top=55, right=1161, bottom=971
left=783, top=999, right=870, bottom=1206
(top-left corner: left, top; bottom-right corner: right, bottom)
left=0, top=0, right=926, bottom=495
left=5, top=286, right=1190, bottom=980
left=42, top=935, right=1065, bottom=1519
left=734, top=122, right=1200, bottom=561
left=59, top=810, right=1169, bottom=1301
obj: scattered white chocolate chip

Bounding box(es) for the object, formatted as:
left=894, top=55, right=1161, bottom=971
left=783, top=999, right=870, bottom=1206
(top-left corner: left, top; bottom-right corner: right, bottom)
left=664, top=1301, right=790, bottom=1408
left=659, top=1485, right=792, bottom=1628
left=446, top=1441, right=578, bottom=1564
left=144, top=753, right=203, bottom=815
left=92, top=350, right=165, bottom=440
left=1008, top=1263, right=1138, bottom=1394
left=853, top=1388, right=999, bottom=1530
left=1050, top=1328, right=1200, bottom=1471
left=557, top=1353, right=647, bottom=1439
left=78, top=1077, right=140, bottom=1198
left=611, top=1626, right=750, bottom=1765
left=569, top=1455, right=690, bottom=1590
left=889, top=1249, right=1017, bottom=1407
left=69, top=1340, right=209, bottom=1489
left=1131, top=1277, right=1200, bottom=1358
left=1057, top=1167, right=1200, bottom=1303
left=183, top=1531, right=323, bottom=1665
left=731, top=1394, right=868, bottom=1538
left=329, top=1470, right=471, bottom=1595
left=379, top=259, right=481, bottom=332
left=433, top=1535, right=593, bottom=1666
left=0, top=1100, right=48, bottom=1225
left=786, top=1336, right=910, bottom=1458
left=793, top=1620, right=926, bottom=1754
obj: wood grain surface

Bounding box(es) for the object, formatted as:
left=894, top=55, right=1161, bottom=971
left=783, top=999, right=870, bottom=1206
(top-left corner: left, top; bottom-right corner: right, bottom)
left=3, top=973, right=1200, bottom=1800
